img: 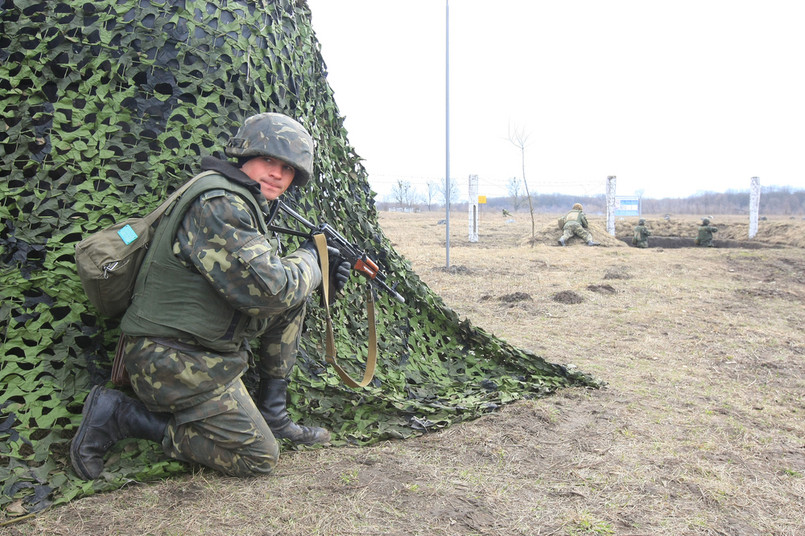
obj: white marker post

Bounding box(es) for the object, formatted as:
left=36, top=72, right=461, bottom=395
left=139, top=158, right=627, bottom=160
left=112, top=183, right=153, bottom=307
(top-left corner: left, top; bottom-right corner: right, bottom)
left=468, top=174, right=479, bottom=242
left=749, top=176, right=760, bottom=239
left=606, top=176, right=617, bottom=236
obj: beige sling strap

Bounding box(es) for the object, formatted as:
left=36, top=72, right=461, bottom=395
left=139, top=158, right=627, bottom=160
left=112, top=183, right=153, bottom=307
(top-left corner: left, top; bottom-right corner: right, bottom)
left=313, top=233, right=378, bottom=388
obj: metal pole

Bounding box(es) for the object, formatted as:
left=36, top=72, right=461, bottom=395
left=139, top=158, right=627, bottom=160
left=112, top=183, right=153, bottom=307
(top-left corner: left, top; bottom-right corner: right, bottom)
left=445, top=0, right=450, bottom=268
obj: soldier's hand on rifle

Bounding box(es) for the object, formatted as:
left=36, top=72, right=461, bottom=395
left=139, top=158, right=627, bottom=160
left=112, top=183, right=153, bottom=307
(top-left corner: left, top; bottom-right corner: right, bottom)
left=327, top=246, right=351, bottom=293
left=298, top=238, right=320, bottom=259
left=274, top=201, right=404, bottom=303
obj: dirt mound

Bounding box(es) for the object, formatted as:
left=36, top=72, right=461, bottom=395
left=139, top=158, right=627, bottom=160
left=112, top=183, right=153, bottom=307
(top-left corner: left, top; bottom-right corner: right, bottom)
left=587, top=284, right=617, bottom=294
left=500, top=292, right=532, bottom=303
left=435, top=264, right=472, bottom=274
left=641, top=236, right=773, bottom=249
left=479, top=292, right=533, bottom=304
left=521, top=220, right=627, bottom=247
left=614, top=216, right=805, bottom=248
left=521, top=215, right=805, bottom=249
left=603, top=266, right=632, bottom=280
left=552, top=290, right=584, bottom=303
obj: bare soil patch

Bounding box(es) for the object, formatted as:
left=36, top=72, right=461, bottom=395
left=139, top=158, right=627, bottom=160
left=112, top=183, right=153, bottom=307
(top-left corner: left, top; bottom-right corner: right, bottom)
left=552, top=290, right=584, bottom=304
left=499, top=292, right=532, bottom=303
left=586, top=284, right=616, bottom=294
left=7, top=211, right=805, bottom=536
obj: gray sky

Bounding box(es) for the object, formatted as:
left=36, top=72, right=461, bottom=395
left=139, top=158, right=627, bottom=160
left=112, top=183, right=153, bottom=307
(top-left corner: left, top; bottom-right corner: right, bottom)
left=306, top=0, right=805, bottom=201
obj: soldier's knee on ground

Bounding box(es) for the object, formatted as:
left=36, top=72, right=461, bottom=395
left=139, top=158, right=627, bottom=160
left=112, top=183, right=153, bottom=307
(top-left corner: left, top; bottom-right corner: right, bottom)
left=226, top=445, right=279, bottom=477
left=170, top=431, right=279, bottom=477
left=165, top=379, right=281, bottom=477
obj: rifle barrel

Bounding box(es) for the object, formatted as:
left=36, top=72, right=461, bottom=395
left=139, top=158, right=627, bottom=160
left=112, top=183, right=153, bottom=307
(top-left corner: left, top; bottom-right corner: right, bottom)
left=277, top=200, right=317, bottom=231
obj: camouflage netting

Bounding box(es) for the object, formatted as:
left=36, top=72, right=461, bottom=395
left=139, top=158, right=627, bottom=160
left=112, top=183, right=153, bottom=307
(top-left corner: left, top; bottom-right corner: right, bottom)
left=0, top=0, right=596, bottom=519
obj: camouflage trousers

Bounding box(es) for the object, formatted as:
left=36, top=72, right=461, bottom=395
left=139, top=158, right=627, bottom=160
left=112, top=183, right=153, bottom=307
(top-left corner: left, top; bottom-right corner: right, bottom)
left=561, top=222, right=591, bottom=242
left=255, top=299, right=307, bottom=379
left=122, top=301, right=307, bottom=476
left=163, top=378, right=278, bottom=476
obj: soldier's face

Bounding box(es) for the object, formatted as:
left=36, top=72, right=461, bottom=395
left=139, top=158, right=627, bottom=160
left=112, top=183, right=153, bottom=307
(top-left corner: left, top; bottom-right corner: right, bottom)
left=241, top=156, right=296, bottom=200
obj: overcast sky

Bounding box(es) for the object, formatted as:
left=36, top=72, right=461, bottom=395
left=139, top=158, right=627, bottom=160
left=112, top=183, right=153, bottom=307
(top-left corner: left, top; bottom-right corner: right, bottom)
left=305, top=0, right=805, bottom=202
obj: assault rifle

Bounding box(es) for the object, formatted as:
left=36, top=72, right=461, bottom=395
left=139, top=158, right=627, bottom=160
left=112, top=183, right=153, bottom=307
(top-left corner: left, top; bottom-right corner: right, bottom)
left=268, top=200, right=405, bottom=304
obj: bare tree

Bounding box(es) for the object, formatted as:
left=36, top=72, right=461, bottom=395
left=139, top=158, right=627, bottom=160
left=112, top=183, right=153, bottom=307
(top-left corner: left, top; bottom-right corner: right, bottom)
left=426, top=180, right=440, bottom=211
left=508, top=124, right=536, bottom=239
left=437, top=178, right=460, bottom=206
left=635, top=188, right=645, bottom=216
left=390, top=179, right=417, bottom=210
left=507, top=176, right=525, bottom=211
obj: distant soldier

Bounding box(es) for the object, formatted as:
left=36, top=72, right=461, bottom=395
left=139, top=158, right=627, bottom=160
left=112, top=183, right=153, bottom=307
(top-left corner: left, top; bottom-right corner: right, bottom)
left=632, top=218, right=651, bottom=248
left=558, top=203, right=599, bottom=246
left=695, top=218, right=718, bottom=247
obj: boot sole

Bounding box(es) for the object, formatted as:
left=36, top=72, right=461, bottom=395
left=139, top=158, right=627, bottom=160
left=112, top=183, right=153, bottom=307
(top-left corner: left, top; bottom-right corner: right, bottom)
left=272, top=426, right=331, bottom=446
left=293, top=433, right=331, bottom=446
left=70, top=385, right=104, bottom=480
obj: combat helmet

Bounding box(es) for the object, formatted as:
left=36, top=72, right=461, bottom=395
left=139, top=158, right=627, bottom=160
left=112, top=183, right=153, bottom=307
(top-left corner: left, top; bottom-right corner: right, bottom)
left=572, top=203, right=583, bottom=210
left=638, top=218, right=645, bottom=225
left=702, top=218, right=710, bottom=225
left=225, top=113, right=314, bottom=187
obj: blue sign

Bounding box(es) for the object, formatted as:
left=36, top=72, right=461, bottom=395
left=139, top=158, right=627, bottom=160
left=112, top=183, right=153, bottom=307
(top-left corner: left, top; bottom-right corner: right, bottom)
left=614, top=197, right=640, bottom=217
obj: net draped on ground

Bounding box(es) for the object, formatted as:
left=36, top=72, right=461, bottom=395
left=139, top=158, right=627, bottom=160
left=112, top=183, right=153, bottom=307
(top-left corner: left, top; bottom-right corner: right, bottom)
left=0, top=0, right=596, bottom=517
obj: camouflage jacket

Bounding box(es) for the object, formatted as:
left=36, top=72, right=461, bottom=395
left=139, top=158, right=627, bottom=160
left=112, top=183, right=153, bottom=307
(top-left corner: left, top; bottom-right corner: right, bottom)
left=563, top=209, right=588, bottom=229
left=121, top=157, right=321, bottom=410
left=633, top=224, right=651, bottom=243
left=696, top=225, right=718, bottom=245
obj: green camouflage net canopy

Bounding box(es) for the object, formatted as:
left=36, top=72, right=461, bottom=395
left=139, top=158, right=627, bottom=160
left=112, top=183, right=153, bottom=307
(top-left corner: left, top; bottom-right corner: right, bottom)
left=0, top=0, right=597, bottom=518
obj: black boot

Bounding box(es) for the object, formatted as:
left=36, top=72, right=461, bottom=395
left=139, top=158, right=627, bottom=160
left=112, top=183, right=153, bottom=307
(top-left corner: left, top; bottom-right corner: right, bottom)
left=70, top=385, right=169, bottom=480
left=256, top=378, right=330, bottom=445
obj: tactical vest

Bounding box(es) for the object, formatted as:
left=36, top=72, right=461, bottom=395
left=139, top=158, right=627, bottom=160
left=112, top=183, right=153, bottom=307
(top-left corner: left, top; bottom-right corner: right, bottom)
left=564, top=209, right=581, bottom=223
left=121, top=173, right=268, bottom=353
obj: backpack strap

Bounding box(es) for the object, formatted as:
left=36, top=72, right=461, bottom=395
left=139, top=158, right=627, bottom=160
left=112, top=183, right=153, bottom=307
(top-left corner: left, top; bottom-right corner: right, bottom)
left=142, top=170, right=218, bottom=227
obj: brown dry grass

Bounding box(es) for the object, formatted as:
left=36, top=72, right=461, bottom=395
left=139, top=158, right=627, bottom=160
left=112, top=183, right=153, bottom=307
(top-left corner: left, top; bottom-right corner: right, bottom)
left=5, top=210, right=805, bottom=536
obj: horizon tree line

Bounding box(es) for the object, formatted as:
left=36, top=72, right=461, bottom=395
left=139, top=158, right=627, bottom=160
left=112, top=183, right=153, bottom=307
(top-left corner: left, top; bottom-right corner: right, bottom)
left=379, top=183, right=805, bottom=216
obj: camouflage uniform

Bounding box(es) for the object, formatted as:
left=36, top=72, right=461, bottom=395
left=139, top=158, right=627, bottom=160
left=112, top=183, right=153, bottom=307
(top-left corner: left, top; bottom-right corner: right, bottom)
left=560, top=208, right=592, bottom=243
left=695, top=219, right=718, bottom=247
left=632, top=220, right=651, bottom=248
left=71, top=113, right=333, bottom=482
left=121, top=156, right=321, bottom=476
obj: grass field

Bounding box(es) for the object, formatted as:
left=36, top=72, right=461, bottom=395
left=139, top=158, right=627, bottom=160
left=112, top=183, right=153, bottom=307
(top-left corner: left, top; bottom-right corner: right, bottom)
left=6, top=210, right=805, bottom=536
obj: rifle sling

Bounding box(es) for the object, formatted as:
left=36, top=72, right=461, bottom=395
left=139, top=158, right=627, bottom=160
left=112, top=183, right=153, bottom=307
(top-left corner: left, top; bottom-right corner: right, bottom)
left=313, top=233, right=377, bottom=388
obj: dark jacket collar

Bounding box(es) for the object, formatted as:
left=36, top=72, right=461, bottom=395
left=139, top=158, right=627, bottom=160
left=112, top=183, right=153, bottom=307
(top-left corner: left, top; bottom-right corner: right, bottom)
left=200, top=156, right=262, bottom=196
